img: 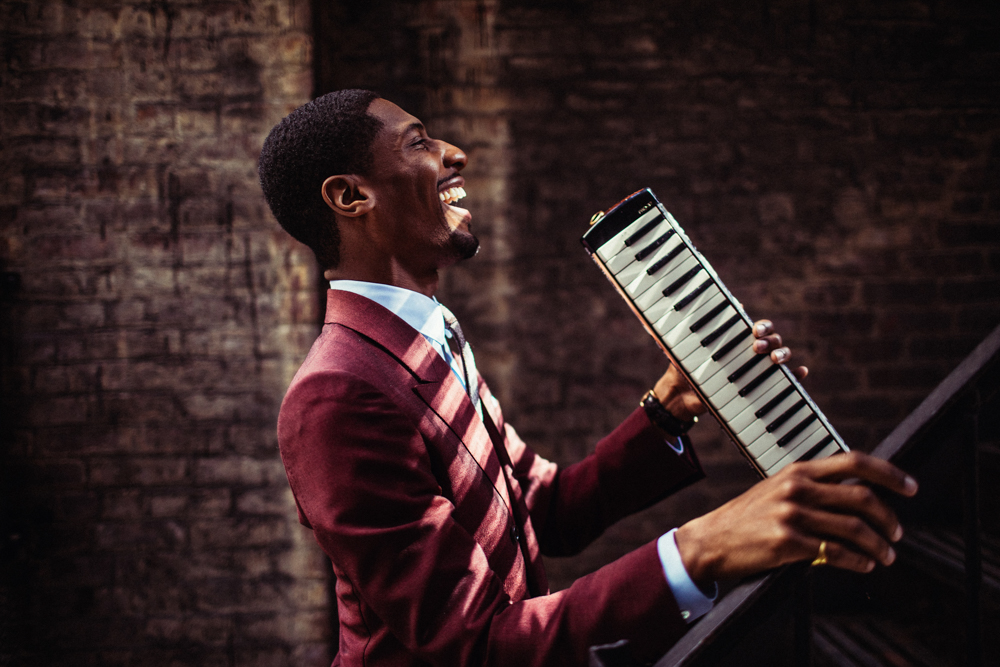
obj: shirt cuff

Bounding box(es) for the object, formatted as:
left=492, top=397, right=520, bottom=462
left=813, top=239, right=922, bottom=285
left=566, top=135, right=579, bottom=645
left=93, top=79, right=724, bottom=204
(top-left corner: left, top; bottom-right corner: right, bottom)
left=657, top=528, right=718, bottom=624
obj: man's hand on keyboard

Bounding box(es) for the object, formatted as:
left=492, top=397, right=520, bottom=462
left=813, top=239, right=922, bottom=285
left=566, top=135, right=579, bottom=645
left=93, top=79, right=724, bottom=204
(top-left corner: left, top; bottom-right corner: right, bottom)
left=674, top=452, right=918, bottom=585
left=651, top=319, right=806, bottom=422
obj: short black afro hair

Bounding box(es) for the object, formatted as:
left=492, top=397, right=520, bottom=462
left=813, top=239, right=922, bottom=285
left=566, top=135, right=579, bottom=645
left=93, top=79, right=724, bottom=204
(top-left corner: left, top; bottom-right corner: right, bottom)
left=258, top=89, right=383, bottom=269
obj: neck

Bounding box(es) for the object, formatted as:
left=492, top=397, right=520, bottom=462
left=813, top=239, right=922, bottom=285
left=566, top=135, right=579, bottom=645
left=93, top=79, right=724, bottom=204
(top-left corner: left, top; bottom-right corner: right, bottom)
left=323, top=264, right=439, bottom=297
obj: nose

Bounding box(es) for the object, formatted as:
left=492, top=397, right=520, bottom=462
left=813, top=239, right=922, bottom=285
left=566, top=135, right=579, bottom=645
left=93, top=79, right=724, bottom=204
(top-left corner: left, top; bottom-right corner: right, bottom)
left=442, top=141, right=467, bottom=171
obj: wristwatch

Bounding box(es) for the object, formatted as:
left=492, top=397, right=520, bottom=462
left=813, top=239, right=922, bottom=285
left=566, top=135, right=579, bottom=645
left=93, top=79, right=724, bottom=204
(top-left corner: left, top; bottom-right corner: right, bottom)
left=641, top=389, right=697, bottom=436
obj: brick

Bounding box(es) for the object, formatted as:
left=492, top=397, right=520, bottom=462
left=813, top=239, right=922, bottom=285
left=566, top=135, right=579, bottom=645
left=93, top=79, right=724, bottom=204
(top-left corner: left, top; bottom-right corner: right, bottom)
left=938, top=221, right=1000, bottom=246
left=194, top=456, right=283, bottom=486
left=940, top=278, right=1000, bottom=304
left=956, top=306, right=1000, bottom=334
left=95, top=520, right=187, bottom=551
left=232, top=648, right=290, bottom=667
left=3, top=0, right=999, bottom=663
left=190, top=518, right=291, bottom=551
left=190, top=488, right=233, bottom=516
left=100, top=490, right=145, bottom=523
left=276, top=542, right=330, bottom=580
left=863, top=280, right=939, bottom=306
left=60, top=302, right=106, bottom=328
left=868, top=365, right=947, bottom=390
left=805, top=311, right=875, bottom=336
left=28, top=395, right=91, bottom=425
left=187, top=616, right=234, bottom=646
left=236, top=487, right=293, bottom=515
left=144, top=491, right=190, bottom=518
left=909, top=336, right=985, bottom=361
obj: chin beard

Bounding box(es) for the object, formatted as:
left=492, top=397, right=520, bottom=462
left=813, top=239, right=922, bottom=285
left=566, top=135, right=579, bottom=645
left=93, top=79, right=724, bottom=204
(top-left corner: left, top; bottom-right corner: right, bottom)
left=449, top=229, right=480, bottom=260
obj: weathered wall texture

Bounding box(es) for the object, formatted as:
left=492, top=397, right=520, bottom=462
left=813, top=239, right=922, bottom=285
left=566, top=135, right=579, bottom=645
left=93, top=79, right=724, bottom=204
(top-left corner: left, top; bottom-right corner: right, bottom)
left=1, top=0, right=999, bottom=663
left=314, top=0, right=1000, bottom=590
left=0, top=1, right=327, bottom=665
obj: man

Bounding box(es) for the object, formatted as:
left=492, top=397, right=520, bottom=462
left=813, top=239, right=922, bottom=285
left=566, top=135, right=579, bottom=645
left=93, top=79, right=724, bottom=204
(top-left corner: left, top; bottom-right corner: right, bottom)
left=259, top=89, right=917, bottom=666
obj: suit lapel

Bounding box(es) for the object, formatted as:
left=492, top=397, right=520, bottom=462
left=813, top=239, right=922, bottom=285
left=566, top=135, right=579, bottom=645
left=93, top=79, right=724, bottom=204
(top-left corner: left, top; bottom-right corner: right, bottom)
left=326, top=290, right=513, bottom=513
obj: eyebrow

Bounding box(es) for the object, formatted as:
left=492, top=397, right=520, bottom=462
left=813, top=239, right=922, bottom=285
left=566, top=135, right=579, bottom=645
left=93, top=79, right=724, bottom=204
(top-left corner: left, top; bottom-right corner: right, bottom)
left=401, top=121, right=425, bottom=137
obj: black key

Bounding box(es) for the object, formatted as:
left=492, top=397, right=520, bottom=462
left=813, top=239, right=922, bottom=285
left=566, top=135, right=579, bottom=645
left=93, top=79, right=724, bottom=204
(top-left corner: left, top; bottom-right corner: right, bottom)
left=798, top=434, right=835, bottom=462
left=635, top=231, right=673, bottom=261
left=624, top=217, right=665, bottom=247
left=766, top=399, right=807, bottom=433
left=712, top=329, right=751, bottom=362
left=646, top=243, right=686, bottom=275
left=690, top=301, right=728, bottom=332
left=701, top=313, right=741, bottom=347
left=662, top=266, right=701, bottom=297
left=674, top=279, right=713, bottom=311
left=728, top=353, right=767, bottom=383
left=738, top=364, right=781, bottom=397
left=776, top=414, right=818, bottom=447
left=755, top=385, right=796, bottom=418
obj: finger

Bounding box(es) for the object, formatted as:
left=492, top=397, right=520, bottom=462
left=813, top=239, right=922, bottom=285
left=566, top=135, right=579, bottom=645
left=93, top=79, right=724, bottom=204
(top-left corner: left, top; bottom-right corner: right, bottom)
left=752, top=333, right=783, bottom=353
left=795, top=507, right=896, bottom=566
left=807, top=452, right=919, bottom=497
left=752, top=320, right=773, bottom=338
left=793, top=365, right=808, bottom=381
left=770, top=346, right=791, bottom=364
left=790, top=477, right=903, bottom=544
left=813, top=539, right=878, bottom=574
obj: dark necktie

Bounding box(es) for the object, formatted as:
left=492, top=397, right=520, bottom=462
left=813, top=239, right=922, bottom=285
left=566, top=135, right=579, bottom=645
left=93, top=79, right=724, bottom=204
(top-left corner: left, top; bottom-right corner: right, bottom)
left=440, top=305, right=481, bottom=411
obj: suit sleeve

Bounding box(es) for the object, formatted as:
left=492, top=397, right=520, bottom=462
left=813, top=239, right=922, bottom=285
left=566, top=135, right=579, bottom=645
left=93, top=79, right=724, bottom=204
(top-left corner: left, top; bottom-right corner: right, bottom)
left=279, top=371, right=691, bottom=667
left=502, top=405, right=704, bottom=557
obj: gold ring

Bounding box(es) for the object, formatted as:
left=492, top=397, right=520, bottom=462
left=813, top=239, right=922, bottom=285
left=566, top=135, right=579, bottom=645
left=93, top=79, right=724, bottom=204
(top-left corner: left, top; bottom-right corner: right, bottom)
left=811, top=540, right=828, bottom=567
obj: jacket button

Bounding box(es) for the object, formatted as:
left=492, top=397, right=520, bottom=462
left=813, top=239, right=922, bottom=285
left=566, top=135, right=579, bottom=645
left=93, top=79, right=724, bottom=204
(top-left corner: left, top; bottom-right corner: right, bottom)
left=510, top=525, right=519, bottom=544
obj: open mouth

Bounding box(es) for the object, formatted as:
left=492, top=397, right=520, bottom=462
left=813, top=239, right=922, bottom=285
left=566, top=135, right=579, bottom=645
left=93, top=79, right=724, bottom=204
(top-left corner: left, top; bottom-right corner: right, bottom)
left=439, top=186, right=467, bottom=205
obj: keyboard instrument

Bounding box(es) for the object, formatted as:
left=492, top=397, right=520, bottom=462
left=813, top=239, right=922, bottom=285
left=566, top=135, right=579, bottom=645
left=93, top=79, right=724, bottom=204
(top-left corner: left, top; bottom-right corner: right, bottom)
left=581, top=188, right=848, bottom=477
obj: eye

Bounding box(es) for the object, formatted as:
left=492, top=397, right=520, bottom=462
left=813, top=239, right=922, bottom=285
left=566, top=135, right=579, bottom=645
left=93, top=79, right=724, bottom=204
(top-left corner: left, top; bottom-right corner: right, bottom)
left=410, top=137, right=430, bottom=150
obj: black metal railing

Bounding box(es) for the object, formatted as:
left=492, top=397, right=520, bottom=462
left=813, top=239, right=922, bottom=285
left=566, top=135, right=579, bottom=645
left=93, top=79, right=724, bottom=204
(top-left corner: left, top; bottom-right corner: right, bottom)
left=591, top=323, right=1000, bottom=667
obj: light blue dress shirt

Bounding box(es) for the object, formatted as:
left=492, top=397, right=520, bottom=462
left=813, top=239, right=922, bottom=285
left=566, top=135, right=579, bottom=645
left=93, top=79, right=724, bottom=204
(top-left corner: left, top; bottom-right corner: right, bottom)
left=329, top=279, right=716, bottom=623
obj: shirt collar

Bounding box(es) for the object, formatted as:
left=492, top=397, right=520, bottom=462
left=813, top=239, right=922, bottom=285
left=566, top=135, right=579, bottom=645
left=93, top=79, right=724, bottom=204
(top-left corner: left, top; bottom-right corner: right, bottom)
left=328, top=280, right=448, bottom=348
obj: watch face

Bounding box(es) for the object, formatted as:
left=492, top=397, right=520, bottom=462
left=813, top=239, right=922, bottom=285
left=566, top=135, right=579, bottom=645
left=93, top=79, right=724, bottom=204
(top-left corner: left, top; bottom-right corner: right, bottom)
left=642, top=392, right=693, bottom=436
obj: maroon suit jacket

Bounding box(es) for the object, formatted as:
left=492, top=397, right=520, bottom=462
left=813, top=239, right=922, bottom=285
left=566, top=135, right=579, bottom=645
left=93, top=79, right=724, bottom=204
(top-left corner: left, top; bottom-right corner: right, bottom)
left=277, top=290, right=705, bottom=666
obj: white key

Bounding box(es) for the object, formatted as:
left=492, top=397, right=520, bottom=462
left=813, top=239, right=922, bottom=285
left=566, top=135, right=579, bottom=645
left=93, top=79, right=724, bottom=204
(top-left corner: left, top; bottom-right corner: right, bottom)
left=673, top=314, right=740, bottom=368
left=671, top=320, right=731, bottom=362
left=738, top=392, right=805, bottom=445
left=608, top=225, right=676, bottom=278
left=686, top=304, right=740, bottom=350
left=721, top=375, right=788, bottom=431
left=624, top=253, right=698, bottom=300
left=758, top=423, right=824, bottom=470
left=656, top=292, right=726, bottom=347
left=770, top=439, right=842, bottom=475
left=671, top=331, right=703, bottom=362
left=596, top=208, right=664, bottom=266
left=687, top=342, right=757, bottom=388
left=699, top=341, right=761, bottom=396
left=636, top=259, right=704, bottom=314
left=713, top=369, right=785, bottom=421
left=616, top=238, right=678, bottom=288
left=622, top=238, right=688, bottom=299
left=746, top=429, right=781, bottom=459
left=767, top=429, right=834, bottom=474
left=743, top=412, right=812, bottom=460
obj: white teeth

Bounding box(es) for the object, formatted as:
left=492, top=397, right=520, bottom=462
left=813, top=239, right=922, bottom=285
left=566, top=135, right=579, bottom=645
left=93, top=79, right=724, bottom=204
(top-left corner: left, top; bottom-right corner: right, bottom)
left=439, top=186, right=467, bottom=205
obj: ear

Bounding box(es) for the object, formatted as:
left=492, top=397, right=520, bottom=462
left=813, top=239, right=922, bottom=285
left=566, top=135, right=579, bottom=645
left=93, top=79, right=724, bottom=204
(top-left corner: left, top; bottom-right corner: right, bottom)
left=321, top=175, right=375, bottom=217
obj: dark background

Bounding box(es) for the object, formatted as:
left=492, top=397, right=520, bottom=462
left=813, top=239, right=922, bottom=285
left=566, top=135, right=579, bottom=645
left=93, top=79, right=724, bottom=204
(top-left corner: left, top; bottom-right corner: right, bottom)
left=2, top=0, right=998, bottom=664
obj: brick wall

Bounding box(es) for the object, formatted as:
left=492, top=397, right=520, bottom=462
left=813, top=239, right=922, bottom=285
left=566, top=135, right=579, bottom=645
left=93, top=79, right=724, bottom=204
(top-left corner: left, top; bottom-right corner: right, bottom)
left=0, top=1, right=327, bottom=665
left=314, top=0, right=1000, bottom=591
left=2, top=0, right=998, bottom=660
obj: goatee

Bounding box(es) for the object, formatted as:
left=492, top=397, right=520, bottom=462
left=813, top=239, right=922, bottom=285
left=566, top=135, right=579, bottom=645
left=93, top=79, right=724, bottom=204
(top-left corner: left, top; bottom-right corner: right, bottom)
left=449, top=229, right=480, bottom=260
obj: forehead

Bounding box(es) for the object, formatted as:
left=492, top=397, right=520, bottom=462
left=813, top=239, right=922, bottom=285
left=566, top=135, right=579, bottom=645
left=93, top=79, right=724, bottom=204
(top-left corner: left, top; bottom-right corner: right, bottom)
left=367, top=98, right=423, bottom=141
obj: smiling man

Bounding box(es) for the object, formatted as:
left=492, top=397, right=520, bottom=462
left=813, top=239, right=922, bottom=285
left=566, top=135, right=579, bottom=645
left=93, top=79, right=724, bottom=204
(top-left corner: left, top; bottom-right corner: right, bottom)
left=259, top=89, right=917, bottom=666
